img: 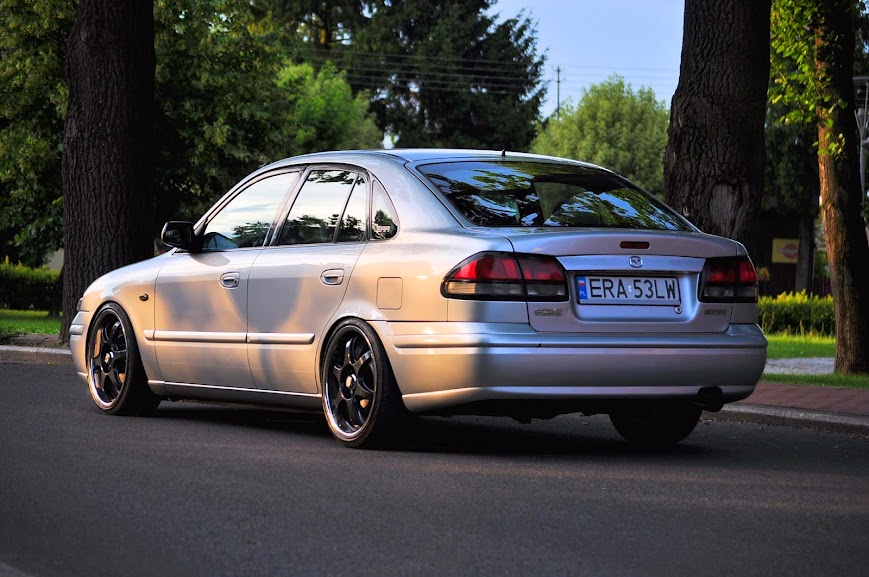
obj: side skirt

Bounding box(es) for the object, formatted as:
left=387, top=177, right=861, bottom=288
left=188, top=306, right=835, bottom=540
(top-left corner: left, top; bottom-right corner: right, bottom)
left=148, top=381, right=322, bottom=412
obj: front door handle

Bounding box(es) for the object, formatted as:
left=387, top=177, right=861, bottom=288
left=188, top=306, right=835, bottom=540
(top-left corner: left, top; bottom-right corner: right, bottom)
left=220, top=272, right=240, bottom=289
left=320, top=269, right=345, bottom=286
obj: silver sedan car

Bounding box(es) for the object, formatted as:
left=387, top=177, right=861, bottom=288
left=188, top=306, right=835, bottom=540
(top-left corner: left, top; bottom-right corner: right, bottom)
left=70, top=150, right=767, bottom=448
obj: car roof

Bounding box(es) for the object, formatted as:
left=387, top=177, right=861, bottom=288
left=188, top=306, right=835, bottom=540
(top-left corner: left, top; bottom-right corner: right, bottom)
left=260, top=149, right=605, bottom=171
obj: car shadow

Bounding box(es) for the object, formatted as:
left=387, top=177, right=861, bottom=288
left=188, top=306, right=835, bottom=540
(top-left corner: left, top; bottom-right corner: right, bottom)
left=150, top=401, right=715, bottom=459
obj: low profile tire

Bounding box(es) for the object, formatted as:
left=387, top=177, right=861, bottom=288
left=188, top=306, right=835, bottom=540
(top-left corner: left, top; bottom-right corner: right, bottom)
left=86, top=303, right=160, bottom=416
left=609, top=403, right=702, bottom=449
left=321, top=319, right=406, bottom=448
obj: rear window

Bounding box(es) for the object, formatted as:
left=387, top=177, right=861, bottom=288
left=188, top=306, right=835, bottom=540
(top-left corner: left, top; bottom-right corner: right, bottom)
left=418, top=161, right=691, bottom=231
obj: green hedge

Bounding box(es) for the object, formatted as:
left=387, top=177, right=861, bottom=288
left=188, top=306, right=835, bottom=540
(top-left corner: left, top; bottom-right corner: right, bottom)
left=758, top=291, right=834, bottom=336
left=0, top=260, right=61, bottom=310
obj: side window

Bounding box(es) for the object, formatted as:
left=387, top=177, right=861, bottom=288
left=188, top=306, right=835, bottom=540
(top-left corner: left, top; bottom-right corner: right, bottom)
left=336, top=176, right=367, bottom=243
left=371, top=181, right=398, bottom=240
left=201, top=172, right=299, bottom=251
left=278, top=170, right=357, bottom=245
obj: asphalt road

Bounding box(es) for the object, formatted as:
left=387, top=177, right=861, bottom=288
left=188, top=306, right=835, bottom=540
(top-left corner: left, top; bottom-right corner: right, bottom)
left=1, top=360, right=867, bottom=577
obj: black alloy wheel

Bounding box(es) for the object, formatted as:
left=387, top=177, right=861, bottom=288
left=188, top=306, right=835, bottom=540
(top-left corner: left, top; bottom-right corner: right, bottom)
left=86, top=303, right=160, bottom=416
left=321, top=319, right=405, bottom=448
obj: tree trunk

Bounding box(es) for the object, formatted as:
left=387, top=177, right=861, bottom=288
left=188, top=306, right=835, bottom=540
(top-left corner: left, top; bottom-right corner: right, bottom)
left=49, top=266, right=63, bottom=319
left=794, top=212, right=815, bottom=293
left=663, top=0, right=771, bottom=253
left=815, top=0, right=869, bottom=373
left=60, top=0, right=155, bottom=342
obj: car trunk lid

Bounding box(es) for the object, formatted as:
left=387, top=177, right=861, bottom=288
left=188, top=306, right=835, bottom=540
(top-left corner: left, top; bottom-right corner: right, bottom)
left=500, top=228, right=740, bottom=333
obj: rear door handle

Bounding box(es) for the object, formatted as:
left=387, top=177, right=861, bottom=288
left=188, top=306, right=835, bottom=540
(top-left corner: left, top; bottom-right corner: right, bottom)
left=220, top=272, right=240, bottom=289
left=320, top=269, right=345, bottom=286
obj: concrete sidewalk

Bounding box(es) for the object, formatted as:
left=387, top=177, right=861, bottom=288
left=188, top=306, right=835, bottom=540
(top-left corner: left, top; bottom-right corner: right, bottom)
left=2, top=334, right=867, bottom=436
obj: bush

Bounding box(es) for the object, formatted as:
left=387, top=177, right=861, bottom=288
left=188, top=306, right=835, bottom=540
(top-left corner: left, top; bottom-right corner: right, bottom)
left=758, top=291, right=834, bottom=336
left=0, top=259, right=60, bottom=310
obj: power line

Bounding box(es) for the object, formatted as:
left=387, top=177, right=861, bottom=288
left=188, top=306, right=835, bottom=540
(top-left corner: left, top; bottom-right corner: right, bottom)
left=295, top=46, right=679, bottom=76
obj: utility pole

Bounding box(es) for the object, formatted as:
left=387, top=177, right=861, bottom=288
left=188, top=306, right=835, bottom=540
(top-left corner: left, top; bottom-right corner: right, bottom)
left=555, top=66, right=562, bottom=116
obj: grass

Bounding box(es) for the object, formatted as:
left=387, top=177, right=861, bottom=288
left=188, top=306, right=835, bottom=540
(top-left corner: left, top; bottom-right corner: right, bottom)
left=762, top=372, right=869, bottom=390
left=0, top=309, right=62, bottom=338
left=763, top=333, right=869, bottom=389
left=765, top=333, right=836, bottom=359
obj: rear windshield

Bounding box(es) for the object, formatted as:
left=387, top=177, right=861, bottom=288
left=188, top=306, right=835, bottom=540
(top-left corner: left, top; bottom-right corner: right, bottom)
left=418, top=161, right=691, bottom=231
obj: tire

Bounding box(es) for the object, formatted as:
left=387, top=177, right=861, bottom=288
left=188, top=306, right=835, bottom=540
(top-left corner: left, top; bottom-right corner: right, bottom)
left=320, top=319, right=407, bottom=448
left=609, top=403, right=702, bottom=449
left=86, top=303, right=160, bottom=416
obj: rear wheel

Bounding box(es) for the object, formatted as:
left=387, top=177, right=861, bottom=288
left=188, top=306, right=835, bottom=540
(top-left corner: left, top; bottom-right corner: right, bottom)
left=609, top=403, right=702, bottom=448
left=321, top=319, right=406, bottom=448
left=86, top=303, right=160, bottom=416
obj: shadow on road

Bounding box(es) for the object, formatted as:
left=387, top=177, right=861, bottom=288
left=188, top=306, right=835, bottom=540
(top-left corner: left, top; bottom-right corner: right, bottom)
left=148, top=400, right=714, bottom=459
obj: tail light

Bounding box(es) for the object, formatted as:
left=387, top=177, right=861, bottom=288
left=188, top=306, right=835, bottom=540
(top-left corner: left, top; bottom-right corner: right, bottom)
left=699, top=256, right=758, bottom=302
left=442, top=252, right=568, bottom=301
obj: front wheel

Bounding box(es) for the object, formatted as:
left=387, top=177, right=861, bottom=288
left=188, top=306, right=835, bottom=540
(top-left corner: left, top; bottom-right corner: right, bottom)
left=86, top=303, right=160, bottom=416
left=609, top=403, right=702, bottom=448
left=321, top=319, right=406, bottom=448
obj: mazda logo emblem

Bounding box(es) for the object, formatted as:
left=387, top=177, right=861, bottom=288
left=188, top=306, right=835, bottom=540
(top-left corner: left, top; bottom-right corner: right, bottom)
left=629, top=256, right=643, bottom=268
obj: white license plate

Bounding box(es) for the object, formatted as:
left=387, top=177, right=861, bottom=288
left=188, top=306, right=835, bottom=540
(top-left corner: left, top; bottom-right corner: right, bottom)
left=577, top=275, right=680, bottom=305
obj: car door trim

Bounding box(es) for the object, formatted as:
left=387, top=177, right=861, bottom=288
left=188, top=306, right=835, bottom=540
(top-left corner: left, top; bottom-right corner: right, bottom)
left=247, top=333, right=316, bottom=345
left=148, top=330, right=247, bottom=343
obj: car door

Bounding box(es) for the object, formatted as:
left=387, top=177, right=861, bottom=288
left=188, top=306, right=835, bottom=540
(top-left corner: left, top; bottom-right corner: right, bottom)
left=247, top=168, right=368, bottom=394
left=153, top=171, right=300, bottom=388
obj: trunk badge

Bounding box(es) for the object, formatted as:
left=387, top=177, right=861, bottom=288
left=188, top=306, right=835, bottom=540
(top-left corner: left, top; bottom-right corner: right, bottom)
left=629, top=256, right=643, bottom=268
left=534, top=308, right=564, bottom=317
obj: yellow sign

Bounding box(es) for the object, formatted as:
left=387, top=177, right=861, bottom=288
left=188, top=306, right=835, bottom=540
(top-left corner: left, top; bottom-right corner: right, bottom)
left=772, top=238, right=799, bottom=263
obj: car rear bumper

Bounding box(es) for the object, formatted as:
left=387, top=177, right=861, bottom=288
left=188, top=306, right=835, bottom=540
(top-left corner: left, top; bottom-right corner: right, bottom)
left=371, top=321, right=767, bottom=414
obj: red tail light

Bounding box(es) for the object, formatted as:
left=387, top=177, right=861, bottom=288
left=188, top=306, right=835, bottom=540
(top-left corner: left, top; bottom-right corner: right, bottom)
left=699, top=256, right=758, bottom=302
left=442, top=252, right=568, bottom=301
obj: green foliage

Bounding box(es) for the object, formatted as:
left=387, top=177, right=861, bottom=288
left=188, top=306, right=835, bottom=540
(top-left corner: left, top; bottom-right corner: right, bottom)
left=530, top=76, right=669, bottom=195
left=769, top=0, right=865, bottom=156
left=277, top=63, right=382, bottom=153
left=155, top=0, right=377, bottom=220
left=0, top=259, right=60, bottom=310
left=307, top=0, right=546, bottom=149
left=759, top=291, right=835, bottom=336
left=1, top=0, right=384, bottom=247
left=763, top=107, right=819, bottom=215
left=0, top=0, right=74, bottom=266
left=769, top=0, right=825, bottom=127
left=154, top=0, right=290, bottom=219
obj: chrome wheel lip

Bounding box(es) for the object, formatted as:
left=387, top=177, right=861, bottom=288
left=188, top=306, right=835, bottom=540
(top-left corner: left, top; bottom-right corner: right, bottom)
left=87, top=310, right=129, bottom=409
left=323, top=326, right=377, bottom=441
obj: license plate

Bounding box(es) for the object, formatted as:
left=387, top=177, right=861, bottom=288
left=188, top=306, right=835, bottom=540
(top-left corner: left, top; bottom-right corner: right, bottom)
left=577, top=275, right=680, bottom=305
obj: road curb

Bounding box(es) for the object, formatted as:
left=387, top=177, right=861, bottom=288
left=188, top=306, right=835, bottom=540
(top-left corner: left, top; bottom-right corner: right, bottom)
left=0, top=344, right=71, bottom=365
left=710, top=404, right=869, bottom=437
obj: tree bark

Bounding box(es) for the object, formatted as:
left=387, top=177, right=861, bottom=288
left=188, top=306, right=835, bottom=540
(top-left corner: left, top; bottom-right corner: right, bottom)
left=815, top=0, right=869, bottom=373
left=60, top=0, right=155, bottom=342
left=664, top=0, right=771, bottom=252
left=795, top=212, right=815, bottom=293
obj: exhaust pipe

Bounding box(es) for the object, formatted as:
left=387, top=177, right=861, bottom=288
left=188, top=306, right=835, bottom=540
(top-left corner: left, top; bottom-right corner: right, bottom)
left=694, top=386, right=724, bottom=412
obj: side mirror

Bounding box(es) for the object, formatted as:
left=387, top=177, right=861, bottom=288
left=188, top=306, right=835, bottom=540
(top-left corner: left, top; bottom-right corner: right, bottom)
left=161, top=221, right=200, bottom=252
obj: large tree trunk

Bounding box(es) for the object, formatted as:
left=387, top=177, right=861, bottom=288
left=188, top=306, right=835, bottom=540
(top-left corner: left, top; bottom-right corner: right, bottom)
left=663, top=0, right=771, bottom=252
left=815, top=0, right=869, bottom=373
left=60, top=0, right=155, bottom=343
left=794, top=212, right=815, bottom=293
